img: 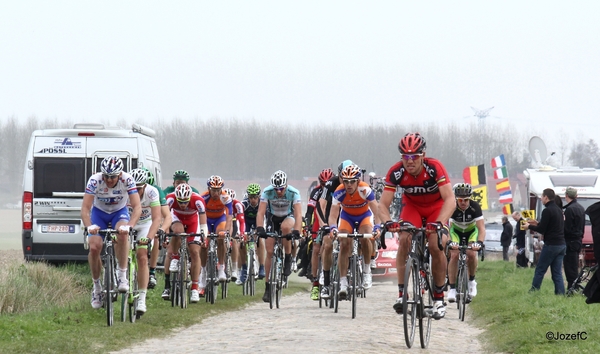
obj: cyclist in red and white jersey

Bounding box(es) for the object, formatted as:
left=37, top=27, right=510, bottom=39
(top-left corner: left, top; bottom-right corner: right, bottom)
left=162, top=183, right=208, bottom=303
left=378, top=133, right=455, bottom=319
left=223, top=188, right=246, bottom=285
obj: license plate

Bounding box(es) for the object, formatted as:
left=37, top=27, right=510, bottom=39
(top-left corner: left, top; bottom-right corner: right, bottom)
left=41, top=224, right=75, bottom=233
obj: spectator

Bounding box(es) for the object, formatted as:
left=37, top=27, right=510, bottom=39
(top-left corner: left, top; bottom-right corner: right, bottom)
left=554, top=195, right=564, bottom=209
left=512, top=211, right=528, bottom=267
left=563, top=187, right=585, bottom=289
left=501, top=216, right=513, bottom=261
left=523, top=188, right=566, bottom=295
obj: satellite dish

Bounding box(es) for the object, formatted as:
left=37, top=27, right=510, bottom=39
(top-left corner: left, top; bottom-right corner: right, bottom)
left=528, top=136, right=547, bottom=168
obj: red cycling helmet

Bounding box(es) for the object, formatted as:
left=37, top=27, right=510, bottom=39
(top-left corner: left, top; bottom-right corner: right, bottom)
left=398, top=132, right=426, bottom=154
left=318, top=168, right=333, bottom=183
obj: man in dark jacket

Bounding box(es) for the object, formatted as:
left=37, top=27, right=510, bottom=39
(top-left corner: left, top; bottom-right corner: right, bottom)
left=501, top=216, right=513, bottom=261
left=524, top=188, right=566, bottom=294
left=512, top=211, right=528, bottom=267
left=563, top=187, right=586, bottom=289
left=585, top=201, right=600, bottom=263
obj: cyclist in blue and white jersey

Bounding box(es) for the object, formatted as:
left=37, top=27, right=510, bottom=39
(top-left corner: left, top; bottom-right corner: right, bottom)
left=127, top=169, right=170, bottom=315
left=81, top=156, right=142, bottom=309
left=256, top=170, right=303, bottom=303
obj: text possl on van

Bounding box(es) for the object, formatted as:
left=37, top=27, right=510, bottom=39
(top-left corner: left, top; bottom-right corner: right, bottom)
left=22, top=123, right=162, bottom=262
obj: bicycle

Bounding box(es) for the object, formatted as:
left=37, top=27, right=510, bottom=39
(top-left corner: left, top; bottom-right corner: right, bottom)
left=450, top=236, right=474, bottom=321
left=120, top=229, right=145, bottom=323
left=333, top=227, right=375, bottom=319
left=265, top=231, right=301, bottom=309
left=242, top=230, right=258, bottom=296
left=165, top=232, right=203, bottom=309
left=384, top=224, right=443, bottom=349
left=205, top=230, right=228, bottom=305
left=567, top=264, right=599, bottom=296
left=221, top=231, right=233, bottom=300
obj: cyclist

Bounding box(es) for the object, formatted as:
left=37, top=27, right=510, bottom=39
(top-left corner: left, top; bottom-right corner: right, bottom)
left=127, top=169, right=164, bottom=314
left=447, top=183, right=485, bottom=302
left=318, top=160, right=353, bottom=300
left=223, top=188, right=246, bottom=284
left=199, top=175, right=233, bottom=295
left=81, top=156, right=142, bottom=309
left=242, top=183, right=266, bottom=281
left=256, top=170, right=303, bottom=303
left=305, top=168, right=332, bottom=300
left=163, top=169, right=201, bottom=194
left=163, top=183, right=208, bottom=303
left=328, top=164, right=381, bottom=298
left=142, top=167, right=172, bottom=290
left=378, top=133, right=455, bottom=320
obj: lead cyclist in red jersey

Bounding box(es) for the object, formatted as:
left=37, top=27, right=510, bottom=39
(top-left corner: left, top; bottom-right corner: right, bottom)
left=378, top=132, right=455, bottom=319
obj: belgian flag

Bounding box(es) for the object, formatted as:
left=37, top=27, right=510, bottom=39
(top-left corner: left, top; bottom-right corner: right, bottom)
left=462, top=164, right=486, bottom=186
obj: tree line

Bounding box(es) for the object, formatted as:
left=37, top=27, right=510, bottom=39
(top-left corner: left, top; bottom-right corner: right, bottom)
left=1, top=116, right=598, bottom=201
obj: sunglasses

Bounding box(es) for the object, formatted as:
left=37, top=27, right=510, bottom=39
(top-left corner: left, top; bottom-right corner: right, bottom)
left=456, top=197, right=471, bottom=203
left=209, top=188, right=222, bottom=192
left=248, top=194, right=260, bottom=198
left=103, top=174, right=119, bottom=180
left=177, top=199, right=190, bottom=204
left=274, top=186, right=286, bottom=192
left=342, top=179, right=358, bottom=184
left=401, top=154, right=423, bottom=161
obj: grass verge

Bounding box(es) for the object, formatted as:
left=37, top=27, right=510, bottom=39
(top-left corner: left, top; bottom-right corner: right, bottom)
left=0, top=263, right=308, bottom=354
left=471, top=260, right=599, bottom=353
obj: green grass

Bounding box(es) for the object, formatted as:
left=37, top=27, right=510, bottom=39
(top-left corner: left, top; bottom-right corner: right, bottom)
left=471, top=261, right=600, bottom=354
left=0, top=263, right=307, bottom=354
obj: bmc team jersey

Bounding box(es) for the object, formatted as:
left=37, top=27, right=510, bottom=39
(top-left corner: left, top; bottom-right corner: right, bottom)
left=127, top=184, right=161, bottom=224
left=261, top=185, right=302, bottom=217
left=384, top=157, right=450, bottom=207
left=449, top=200, right=483, bottom=242
left=85, top=172, right=137, bottom=213
left=332, top=181, right=375, bottom=216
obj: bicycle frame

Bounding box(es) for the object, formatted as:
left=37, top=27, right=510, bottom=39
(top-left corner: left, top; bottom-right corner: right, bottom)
left=121, top=230, right=144, bottom=323
left=166, top=232, right=203, bottom=308
left=242, top=231, right=257, bottom=296
left=205, top=231, right=228, bottom=305
left=90, top=229, right=120, bottom=327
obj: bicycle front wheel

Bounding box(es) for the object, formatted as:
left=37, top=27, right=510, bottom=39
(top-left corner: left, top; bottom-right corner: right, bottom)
left=104, top=253, right=114, bottom=327
left=403, top=257, right=419, bottom=348
left=419, top=258, right=433, bottom=348
left=269, top=253, right=278, bottom=309
left=180, top=252, right=189, bottom=309
left=458, top=262, right=468, bottom=321
left=248, top=250, right=255, bottom=296
left=351, top=255, right=357, bottom=319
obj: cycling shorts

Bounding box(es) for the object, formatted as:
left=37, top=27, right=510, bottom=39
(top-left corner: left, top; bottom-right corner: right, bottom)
left=338, top=209, right=373, bottom=232
left=171, top=212, right=201, bottom=243
left=207, top=214, right=227, bottom=233
left=400, top=199, right=444, bottom=228
left=90, top=206, right=130, bottom=238
left=450, top=227, right=478, bottom=244
left=267, top=213, right=295, bottom=234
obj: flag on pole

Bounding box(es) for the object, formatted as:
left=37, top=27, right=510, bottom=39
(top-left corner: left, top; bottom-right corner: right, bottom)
left=499, top=190, right=513, bottom=203
left=503, top=204, right=514, bottom=215
left=471, top=185, right=488, bottom=210
left=493, top=166, right=508, bottom=179
left=491, top=154, right=506, bottom=168
left=462, top=164, right=486, bottom=185
left=496, top=179, right=511, bottom=193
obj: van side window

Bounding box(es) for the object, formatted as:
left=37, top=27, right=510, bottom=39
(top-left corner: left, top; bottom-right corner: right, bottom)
left=34, top=158, right=86, bottom=197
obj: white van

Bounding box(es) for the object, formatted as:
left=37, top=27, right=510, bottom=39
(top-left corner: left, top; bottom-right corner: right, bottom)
left=22, top=123, right=162, bottom=262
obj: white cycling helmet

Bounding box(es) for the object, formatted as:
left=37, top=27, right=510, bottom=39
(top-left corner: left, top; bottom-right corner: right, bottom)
left=130, top=168, right=148, bottom=186
left=270, top=170, right=287, bottom=188
left=175, top=183, right=192, bottom=201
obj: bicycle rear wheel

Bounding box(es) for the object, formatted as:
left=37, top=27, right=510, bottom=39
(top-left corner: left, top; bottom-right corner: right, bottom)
left=351, top=255, right=357, bottom=319
left=403, top=257, right=418, bottom=348
left=104, top=253, right=114, bottom=327
left=129, top=256, right=139, bottom=322
left=458, top=262, right=467, bottom=321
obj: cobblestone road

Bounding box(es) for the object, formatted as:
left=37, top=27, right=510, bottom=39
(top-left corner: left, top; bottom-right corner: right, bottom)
left=112, top=277, right=488, bottom=354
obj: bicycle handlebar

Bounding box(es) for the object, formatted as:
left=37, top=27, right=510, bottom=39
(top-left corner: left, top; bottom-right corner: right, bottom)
left=264, top=232, right=301, bottom=241
left=333, top=231, right=376, bottom=239
left=380, top=225, right=444, bottom=251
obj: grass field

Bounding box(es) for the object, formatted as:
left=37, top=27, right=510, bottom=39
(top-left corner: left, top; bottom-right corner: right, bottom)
left=0, top=209, right=22, bottom=251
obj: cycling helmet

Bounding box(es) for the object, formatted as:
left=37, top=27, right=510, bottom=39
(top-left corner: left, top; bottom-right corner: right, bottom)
left=207, top=175, right=224, bottom=189
left=398, top=133, right=426, bottom=154
left=100, top=156, right=124, bottom=176
left=175, top=183, right=193, bottom=201
left=142, top=167, right=155, bottom=185
left=318, top=168, right=333, bottom=183
left=246, top=183, right=261, bottom=196
left=173, top=169, right=190, bottom=182
left=453, top=183, right=473, bottom=198
left=270, top=170, right=287, bottom=188
left=340, top=164, right=362, bottom=180
left=223, top=188, right=236, bottom=200
left=337, top=160, right=353, bottom=174
left=130, top=168, right=148, bottom=186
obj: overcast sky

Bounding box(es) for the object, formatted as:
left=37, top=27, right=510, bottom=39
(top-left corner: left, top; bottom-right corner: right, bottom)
left=1, top=1, right=599, bottom=141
